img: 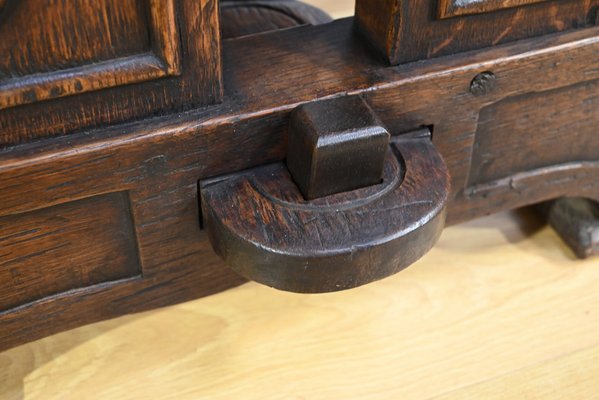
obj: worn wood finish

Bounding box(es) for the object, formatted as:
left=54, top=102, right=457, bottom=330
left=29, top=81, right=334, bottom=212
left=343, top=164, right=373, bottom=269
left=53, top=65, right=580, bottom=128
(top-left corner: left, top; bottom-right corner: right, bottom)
left=0, top=0, right=222, bottom=146
left=438, top=0, right=550, bottom=18
left=355, top=0, right=599, bottom=64
left=286, top=96, right=390, bottom=199
left=0, top=0, right=148, bottom=78
left=0, top=0, right=184, bottom=109
left=0, top=192, right=141, bottom=312
left=0, top=22, right=598, bottom=352
left=0, top=8, right=598, bottom=350
left=469, top=80, right=599, bottom=187
left=541, top=198, right=599, bottom=258
left=201, top=131, right=449, bottom=292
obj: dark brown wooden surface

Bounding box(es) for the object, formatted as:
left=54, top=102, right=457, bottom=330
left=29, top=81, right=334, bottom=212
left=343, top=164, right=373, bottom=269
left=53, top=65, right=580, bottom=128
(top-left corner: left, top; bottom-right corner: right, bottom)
left=0, top=0, right=149, bottom=78
left=469, top=80, right=599, bottom=187
left=355, top=0, right=599, bottom=64
left=0, top=0, right=222, bottom=146
left=0, top=8, right=598, bottom=351
left=286, top=96, right=390, bottom=199
left=438, top=0, right=550, bottom=18
left=0, top=192, right=141, bottom=312
left=201, top=131, right=449, bottom=293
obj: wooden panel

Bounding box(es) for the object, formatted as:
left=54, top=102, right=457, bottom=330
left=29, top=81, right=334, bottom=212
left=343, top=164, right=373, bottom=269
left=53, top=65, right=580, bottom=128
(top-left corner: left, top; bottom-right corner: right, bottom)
left=0, top=192, right=141, bottom=312
left=0, top=0, right=182, bottom=109
left=0, top=0, right=149, bottom=76
left=0, top=0, right=222, bottom=146
left=355, top=0, right=599, bottom=65
left=468, top=80, right=599, bottom=187
left=439, top=0, right=550, bottom=18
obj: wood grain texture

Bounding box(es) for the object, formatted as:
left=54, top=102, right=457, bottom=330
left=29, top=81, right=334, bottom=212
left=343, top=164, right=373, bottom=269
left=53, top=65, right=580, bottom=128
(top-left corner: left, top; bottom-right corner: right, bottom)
left=0, top=0, right=149, bottom=77
left=0, top=0, right=184, bottom=109
left=0, top=55, right=171, bottom=110
left=0, top=192, right=141, bottom=312
left=286, top=96, right=390, bottom=199
left=0, top=0, right=598, bottom=353
left=149, top=0, right=182, bottom=75
left=355, top=0, right=599, bottom=64
left=201, top=132, right=449, bottom=292
left=438, top=0, right=550, bottom=18
left=0, top=0, right=222, bottom=145
left=0, top=20, right=597, bottom=351
left=469, top=80, right=599, bottom=186
left=2, top=210, right=599, bottom=400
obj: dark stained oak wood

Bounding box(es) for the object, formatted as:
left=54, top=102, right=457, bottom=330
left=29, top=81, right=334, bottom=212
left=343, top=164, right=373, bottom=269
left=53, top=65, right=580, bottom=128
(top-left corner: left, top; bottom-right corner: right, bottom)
left=0, top=192, right=141, bottom=312
left=438, top=0, right=550, bottom=18
left=0, top=0, right=149, bottom=79
left=0, top=0, right=183, bottom=109
left=469, top=80, right=599, bottom=187
left=355, top=0, right=599, bottom=64
left=0, top=0, right=222, bottom=146
left=0, top=4, right=598, bottom=351
left=286, top=96, right=390, bottom=199
left=201, top=130, right=449, bottom=293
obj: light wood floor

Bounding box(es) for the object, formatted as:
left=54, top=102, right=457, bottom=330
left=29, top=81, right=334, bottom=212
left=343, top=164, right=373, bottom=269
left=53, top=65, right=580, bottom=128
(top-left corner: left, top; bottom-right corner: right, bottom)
left=3, top=2, right=599, bottom=399
left=304, top=0, right=354, bottom=18
left=2, top=208, right=599, bottom=400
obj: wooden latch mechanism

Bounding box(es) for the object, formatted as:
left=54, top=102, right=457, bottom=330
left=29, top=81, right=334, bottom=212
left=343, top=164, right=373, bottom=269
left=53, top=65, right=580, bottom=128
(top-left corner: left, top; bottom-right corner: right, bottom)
left=200, top=96, right=450, bottom=292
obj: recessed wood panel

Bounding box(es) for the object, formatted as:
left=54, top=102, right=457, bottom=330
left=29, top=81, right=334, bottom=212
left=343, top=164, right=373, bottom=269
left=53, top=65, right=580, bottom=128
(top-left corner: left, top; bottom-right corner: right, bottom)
left=468, top=80, right=599, bottom=187
left=0, top=0, right=182, bottom=110
left=0, top=0, right=149, bottom=77
left=0, top=0, right=221, bottom=146
left=355, top=0, right=599, bottom=65
left=0, top=192, right=141, bottom=312
left=438, top=0, right=550, bottom=18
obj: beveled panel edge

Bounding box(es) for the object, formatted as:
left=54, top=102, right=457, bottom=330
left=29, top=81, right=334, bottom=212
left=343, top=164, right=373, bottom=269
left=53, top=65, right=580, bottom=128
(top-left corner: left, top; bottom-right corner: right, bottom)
left=0, top=54, right=169, bottom=109
left=438, top=0, right=551, bottom=19
left=0, top=191, right=143, bottom=313
left=149, top=0, right=182, bottom=75
left=0, top=0, right=181, bottom=109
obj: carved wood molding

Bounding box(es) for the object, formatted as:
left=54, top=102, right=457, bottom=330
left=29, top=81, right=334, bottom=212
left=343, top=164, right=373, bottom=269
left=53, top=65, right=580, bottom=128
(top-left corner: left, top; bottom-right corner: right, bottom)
left=355, top=0, right=597, bottom=65
left=0, top=0, right=181, bottom=109
left=438, top=0, right=550, bottom=19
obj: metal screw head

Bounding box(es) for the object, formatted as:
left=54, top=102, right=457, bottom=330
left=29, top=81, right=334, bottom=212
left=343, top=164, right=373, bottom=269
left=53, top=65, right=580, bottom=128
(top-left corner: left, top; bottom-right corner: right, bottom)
left=470, top=71, right=496, bottom=96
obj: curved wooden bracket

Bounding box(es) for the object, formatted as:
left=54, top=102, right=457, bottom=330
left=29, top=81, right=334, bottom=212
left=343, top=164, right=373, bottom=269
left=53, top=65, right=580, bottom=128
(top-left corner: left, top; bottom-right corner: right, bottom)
left=200, top=130, right=450, bottom=293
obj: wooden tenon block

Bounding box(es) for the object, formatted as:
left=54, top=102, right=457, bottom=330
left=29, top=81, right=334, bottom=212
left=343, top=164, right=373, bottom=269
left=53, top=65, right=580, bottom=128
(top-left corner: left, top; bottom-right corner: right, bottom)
left=286, top=96, right=390, bottom=199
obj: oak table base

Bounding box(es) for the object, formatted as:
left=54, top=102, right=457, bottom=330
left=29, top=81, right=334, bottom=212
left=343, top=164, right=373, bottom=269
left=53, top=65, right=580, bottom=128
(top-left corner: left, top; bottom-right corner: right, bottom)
left=2, top=210, right=599, bottom=400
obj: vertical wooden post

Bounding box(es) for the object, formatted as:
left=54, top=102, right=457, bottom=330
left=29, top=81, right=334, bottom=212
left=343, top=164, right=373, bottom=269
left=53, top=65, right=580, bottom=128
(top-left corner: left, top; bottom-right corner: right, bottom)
left=354, top=0, right=599, bottom=65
